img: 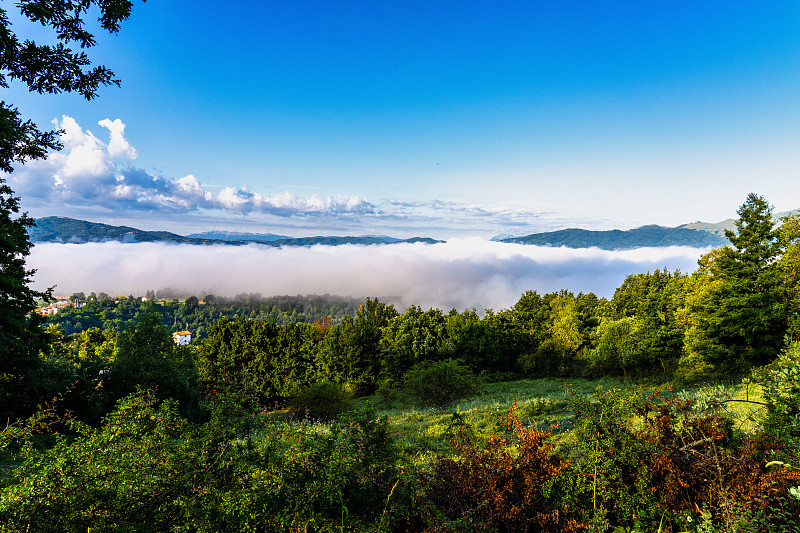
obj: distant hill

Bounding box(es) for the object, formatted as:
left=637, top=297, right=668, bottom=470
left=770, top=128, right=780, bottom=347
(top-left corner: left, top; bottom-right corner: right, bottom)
left=679, top=209, right=799, bottom=236
left=31, top=217, right=441, bottom=246
left=186, top=231, right=423, bottom=245
left=267, top=236, right=439, bottom=246
left=499, top=208, right=799, bottom=250
left=187, top=231, right=290, bottom=242
left=501, top=225, right=728, bottom=250
left=30, top=217, right=227, bottom=245
left=678, top=219, right=735, bottom=236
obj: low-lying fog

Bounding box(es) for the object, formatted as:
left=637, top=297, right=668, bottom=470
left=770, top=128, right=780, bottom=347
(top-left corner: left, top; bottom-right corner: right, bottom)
left=29, top=239, right=708, bottom=311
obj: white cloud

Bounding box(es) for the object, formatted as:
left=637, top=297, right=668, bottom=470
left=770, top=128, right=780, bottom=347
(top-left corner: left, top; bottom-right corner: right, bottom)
left=28, top=239, right=706, bottom=310
left=98, top=118, right=138, bottom=161
left=6, top=116, right=375, bottom=217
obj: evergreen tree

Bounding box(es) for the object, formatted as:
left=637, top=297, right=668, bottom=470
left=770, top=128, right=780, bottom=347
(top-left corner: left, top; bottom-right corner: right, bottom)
left=686, top=193, right=788, bottom=372
left=105, top=312, right=201, bottom=418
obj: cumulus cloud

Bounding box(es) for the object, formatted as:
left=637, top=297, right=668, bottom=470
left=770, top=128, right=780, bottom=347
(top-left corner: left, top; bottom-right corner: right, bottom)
left=98, top=118, right=138, bottom=160
left=215, top=188, right=374, bottom=217
left=28, top=239, right=706, bottom=310
left=6, top=116, right=374, bottom=217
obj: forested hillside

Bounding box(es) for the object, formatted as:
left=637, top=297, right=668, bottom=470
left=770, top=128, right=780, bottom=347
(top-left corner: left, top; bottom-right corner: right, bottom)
left=43, top=194, right=799, bottom=388
left=4, top=0, right=799, bottom=529
left=43, top=214, right=800, bottom=250
left=29, top=217, right=229, bottom=245
left=502, top=224, right=728, bottom=249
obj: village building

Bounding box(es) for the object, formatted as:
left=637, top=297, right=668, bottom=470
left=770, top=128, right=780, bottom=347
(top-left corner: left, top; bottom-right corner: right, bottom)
left=33, top=300, right=84, bottom=316
left=172, top=331, right=192, bottom=345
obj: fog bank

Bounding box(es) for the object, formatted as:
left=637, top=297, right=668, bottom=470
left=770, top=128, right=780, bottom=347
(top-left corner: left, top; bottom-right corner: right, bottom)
left=29, top=239, right=707, bottom=311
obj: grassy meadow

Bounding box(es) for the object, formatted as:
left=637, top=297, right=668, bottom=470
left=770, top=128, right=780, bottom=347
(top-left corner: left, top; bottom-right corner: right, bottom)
left=278, top=376, right=771, bottom=465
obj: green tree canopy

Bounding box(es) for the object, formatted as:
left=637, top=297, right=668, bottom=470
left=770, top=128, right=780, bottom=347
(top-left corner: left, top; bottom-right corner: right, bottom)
left=105, top=312, right=201, bottom=418
left=598, top=269, right=687, bottom=376
left=683, top=193, right=789, bottom=374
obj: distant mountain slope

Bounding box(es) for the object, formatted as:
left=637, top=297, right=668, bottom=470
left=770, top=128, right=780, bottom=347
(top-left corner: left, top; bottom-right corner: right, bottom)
left=32, top=209, right=798, bottom=250
left=187, top=231, right=290, bottom=242
left=679, top=209, right=799, bottom=236
left=501, top=225, right=728, bottom=250
left=268, top=236, right=439, bottom=246
left=30, top=217, right=227, bottom=245
left=31, top=217, right=441, bottom=246
left=678, top=219, right=735, bottom=236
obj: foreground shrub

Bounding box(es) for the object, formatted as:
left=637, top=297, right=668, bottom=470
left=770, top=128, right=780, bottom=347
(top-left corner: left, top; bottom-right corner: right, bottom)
left=402, top=359, right=482, bottom=408
left=416, top=405, right=585, bottom=532
left=223, top=405, right=411, bottom=532
left=565, top=387, right=800, bottom=532
left=288, top=381, right=354, bottom=421
left=0, top=391, right=205, bottom=532
left=0, top=392, right=410, bottom=532
left=565, top=387, right=661, bottom=531
left=759, top=336, right=800, bottom=444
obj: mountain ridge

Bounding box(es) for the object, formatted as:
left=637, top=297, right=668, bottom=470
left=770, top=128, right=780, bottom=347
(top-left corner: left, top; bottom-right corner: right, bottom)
left=30, top=217, right=442, bottom=247
left=677, top=208, right=799, bottom=236
left=499, top=224, right=728, bottom=250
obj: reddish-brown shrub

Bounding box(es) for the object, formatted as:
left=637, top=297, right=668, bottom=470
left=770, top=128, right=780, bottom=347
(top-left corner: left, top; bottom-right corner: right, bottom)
left=639, top=392, right=800, bottom=529
left=417, top=405, right=586, bottom=532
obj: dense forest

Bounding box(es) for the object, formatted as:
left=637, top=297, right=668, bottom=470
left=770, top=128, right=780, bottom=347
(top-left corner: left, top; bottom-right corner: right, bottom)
left=43, top=193, right=800, bottom=390
left=2, top=193, right=800, bottom=531
left=46, top=293, right=364, bottom=338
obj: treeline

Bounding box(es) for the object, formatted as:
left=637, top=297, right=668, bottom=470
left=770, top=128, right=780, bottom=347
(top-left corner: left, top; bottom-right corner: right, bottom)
left=8, top=193, right=791, bottom=433
left=47, top=293, right=363, bottom=338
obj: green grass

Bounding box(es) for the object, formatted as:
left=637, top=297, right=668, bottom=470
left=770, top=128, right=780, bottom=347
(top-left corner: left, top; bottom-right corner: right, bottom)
left=350, top=376, right=770, bottom=464
left=673, top=379, right=768, bottom=435
left=353, top=376, right=648, bottom=463
left=262, top=376, right=771, bottom=466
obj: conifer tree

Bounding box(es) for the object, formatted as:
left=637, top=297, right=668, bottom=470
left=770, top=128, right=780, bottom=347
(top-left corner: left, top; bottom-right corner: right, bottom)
left=692, top=193, right=787, bottom=370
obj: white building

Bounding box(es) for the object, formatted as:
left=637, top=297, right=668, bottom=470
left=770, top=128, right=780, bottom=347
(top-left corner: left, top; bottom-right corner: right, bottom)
left=172, top=331, right=192, bottom=346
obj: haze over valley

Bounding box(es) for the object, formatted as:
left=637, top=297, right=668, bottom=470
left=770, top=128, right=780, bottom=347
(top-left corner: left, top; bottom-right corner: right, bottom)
left=29, top=237, right=706, bottom=311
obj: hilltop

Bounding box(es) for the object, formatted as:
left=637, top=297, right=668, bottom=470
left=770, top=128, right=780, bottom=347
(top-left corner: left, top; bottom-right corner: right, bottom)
left=679, top=208, right=799, bottom=236
left=498, top=208, right=799, bottom=250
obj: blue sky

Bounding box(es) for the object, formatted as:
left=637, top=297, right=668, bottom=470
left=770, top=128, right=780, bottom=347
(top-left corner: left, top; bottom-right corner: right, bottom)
left=6, top=0, right=800, bottom=238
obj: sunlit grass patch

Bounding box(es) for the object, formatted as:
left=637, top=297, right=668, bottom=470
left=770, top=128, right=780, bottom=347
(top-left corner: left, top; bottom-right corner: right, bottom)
left=314, top=376, right=771, bottom=465
left=673, top=379, right=768, bottom=435
left=358, top=376, right=647, bottom=462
